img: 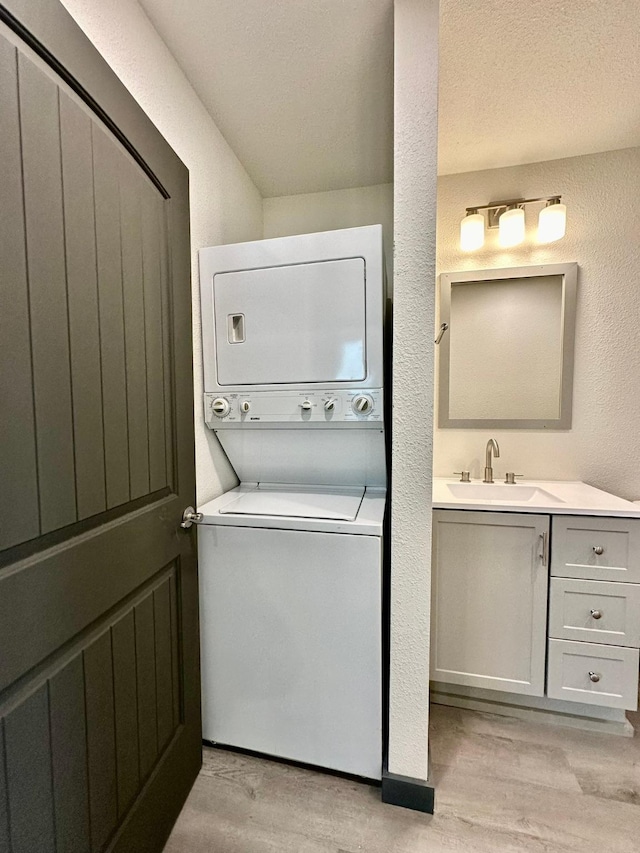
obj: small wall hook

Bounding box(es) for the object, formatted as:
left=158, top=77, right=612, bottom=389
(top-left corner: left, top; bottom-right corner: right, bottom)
left=435, top=322, right=448, bottom=345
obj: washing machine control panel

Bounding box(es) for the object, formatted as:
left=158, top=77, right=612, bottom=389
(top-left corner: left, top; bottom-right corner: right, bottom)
left=204, top=389, right=384, bottom=428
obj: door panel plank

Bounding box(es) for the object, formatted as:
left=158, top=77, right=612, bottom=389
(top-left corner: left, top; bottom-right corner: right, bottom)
left=154, top=577, right=175, bottom=750
left=169, top=571, right=181, bottom=727
left=92, top=125, right=130, bottom=509
left=142, top=185, right=168, bottom=492
left=0, top=723, right=10, bottom=853
left=4, top=685, right=56, bottom=853
left=0, top=38, right=40, bottom=549
left=18, top=53, right=76, bottom=533
left=0, top=36, right=39, bottom=551
left=120, top=161, right=150, bottom=499
left=84, top=632, right=118, bottom=851
left=59, top=91, right=107, bottom=521
left=160, top=212, right=175, bottom=492
left=49, top=656, right=91, bottom=853
left=135, top=594, right=159, bottom=779
left=112, top=609, right=140, bottom=817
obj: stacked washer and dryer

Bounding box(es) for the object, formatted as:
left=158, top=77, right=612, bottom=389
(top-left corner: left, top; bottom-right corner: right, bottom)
left=197, top=225, right=386, bottom=780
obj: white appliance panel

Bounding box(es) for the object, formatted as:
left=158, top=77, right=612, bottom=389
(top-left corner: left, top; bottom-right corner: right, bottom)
left=219, top=486, right=364, bottom=521
left=214, top=258, right=366, bottom=386
left=216, top=429, right=386, bottom=487
left=199, top=524, right=382, bottom=779
left=199, top=225, right=384, bottom=394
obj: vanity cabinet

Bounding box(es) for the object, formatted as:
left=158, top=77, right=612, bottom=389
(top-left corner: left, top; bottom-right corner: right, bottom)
left=431, top=510, right=549, bottom=696
left=432, top=507, right=640, bottom=713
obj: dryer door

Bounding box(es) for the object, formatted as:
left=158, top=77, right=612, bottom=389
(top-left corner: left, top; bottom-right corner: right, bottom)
left=213, top=258, right=366, bottom=385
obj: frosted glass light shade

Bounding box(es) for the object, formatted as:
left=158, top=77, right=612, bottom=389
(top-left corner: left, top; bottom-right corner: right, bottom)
left=460, top=212, right=485, bottom=251
left=538, top=202, right=567, bottom=243
left=499, top=207, right=525, bottom=247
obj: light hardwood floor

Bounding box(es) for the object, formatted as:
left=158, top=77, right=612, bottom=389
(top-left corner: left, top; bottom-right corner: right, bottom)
left=164, top=704, right=640, bottom=852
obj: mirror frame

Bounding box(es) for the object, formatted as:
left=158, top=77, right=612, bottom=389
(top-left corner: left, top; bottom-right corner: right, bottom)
left=438, top=262, right=578, bottom=429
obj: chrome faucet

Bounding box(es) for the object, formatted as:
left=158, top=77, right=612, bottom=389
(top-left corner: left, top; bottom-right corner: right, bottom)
left=483, top=439, right=500, bottom=483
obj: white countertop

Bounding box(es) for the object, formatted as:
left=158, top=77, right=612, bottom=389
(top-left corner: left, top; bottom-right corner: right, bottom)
left=432, top=478, right=640, bottom=517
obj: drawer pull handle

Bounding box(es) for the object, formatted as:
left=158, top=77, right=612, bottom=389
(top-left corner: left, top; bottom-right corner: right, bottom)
left=593, top=545, right=604, bottom=556
left=590, top=609, right=603, bottom=620
left=588, top=671, right=601, bottom=683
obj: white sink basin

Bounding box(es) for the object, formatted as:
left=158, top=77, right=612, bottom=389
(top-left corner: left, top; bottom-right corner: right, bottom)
left=446, top=483, right=565, bottom=504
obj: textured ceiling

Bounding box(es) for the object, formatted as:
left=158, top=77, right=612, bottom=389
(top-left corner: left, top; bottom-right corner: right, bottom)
left=139, top=0, right=394, bottom=197
left=439, top=0, right=640, bottom=175
left=139, top=0, right=640, bottom=194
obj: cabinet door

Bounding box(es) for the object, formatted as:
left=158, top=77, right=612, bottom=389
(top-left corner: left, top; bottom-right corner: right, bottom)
left=431, top=510, right=549, bottom=696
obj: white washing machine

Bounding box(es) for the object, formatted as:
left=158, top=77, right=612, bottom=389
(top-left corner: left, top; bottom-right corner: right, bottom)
left=197, top=225, right=386, bottom=779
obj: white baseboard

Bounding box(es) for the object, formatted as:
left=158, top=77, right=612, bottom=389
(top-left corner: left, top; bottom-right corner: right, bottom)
left=431, top=681, right=634, bottom=737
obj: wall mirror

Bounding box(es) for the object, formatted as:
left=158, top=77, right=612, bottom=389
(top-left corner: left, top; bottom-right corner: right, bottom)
left=438, top=263, right=577, bottom=429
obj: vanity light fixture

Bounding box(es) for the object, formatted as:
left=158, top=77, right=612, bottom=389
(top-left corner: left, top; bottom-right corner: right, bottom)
left=538, top=197, right=567, bottom=243
left=460, top=209, right=485, bottom=251
left=498, top=205, right=525, bottom=247
left=459, top=196, right=566, bottom=251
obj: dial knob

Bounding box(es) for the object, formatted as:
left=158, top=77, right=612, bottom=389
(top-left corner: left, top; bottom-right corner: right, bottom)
left=352, top=394, right=373, bottom=415
left=211, top=397, right=230, bottom=418
left=300, top=400, right=312, bottom=411
left=324, top=398, right=336, bottom=412
left=240, top=400, right=251, bottom=413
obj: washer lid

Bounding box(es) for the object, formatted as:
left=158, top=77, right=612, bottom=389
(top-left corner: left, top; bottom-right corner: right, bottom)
left=218, top=486, right=364, bottom=521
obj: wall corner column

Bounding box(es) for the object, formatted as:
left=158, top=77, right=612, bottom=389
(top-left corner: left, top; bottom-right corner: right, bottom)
left=386, top=0, right=438, bottom=809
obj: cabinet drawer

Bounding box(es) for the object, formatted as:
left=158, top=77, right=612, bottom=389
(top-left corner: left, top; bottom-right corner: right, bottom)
left=551, top=516, right=640, bottom=583
left=549, top=578, right=640, bottom=647
left=547, top=639, right=639, bottom=710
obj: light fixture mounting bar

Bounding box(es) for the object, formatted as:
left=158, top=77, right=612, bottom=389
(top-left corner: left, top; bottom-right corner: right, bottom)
left=466, top=196, right=562, bottom=229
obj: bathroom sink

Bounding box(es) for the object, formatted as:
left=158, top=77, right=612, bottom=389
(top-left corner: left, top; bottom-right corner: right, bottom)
left=446, top=483, right=565, bottom=503
left=433, top=477, right=640, bottom=516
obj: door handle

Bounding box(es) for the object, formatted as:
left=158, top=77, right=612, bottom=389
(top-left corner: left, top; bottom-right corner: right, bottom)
left=181, top=506, right=203, bottom=529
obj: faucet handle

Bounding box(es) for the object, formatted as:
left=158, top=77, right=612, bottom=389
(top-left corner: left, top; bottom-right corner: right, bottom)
left=454, top=471, right=471, bottom=483
left=505, top=472, right=523, bottom=484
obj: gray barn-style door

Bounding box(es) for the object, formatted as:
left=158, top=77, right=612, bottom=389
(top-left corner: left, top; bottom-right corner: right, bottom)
left=0, top=2, right=200, bottom=851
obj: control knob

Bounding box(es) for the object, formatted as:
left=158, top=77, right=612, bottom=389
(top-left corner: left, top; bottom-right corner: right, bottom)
left=352, top=394, right=374, bottom=415
left=211, top=397, right=230, bottom=418
left=240, top=400, right=251, bottom=413
left=324, top=398, right=337, bottom=412
left=300, top=400, right=313, bottom=411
